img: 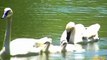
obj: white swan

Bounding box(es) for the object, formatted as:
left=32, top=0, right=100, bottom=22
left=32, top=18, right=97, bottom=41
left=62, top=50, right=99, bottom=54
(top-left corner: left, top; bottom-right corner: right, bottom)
left=83, top=23, right=100, bottom=42
left=0, top=7, right=52, bottom=56
left=9, top=37, right=52, bottom=56
left=60, top=22, right=75, bottom=44
left=61, top=41, right=85, bottom=53
left=60, top=22, right=85, bottom=44
left=60, top=41, right=74, bottom=52
left=41, top=41, right=84, bottom=54
left=41, top=41, right=70, bottom=53
left=41, top=41, right=61, bottom=53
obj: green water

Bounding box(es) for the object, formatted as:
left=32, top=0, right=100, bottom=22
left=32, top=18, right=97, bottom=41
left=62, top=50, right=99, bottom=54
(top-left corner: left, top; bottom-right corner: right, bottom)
left=0, top=0, right=107, bottom=60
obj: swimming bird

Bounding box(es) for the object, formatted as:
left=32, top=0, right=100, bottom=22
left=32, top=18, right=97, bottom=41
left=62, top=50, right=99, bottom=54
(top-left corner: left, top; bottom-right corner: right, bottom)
left=0, top=7, right=52, bottom=56
left=61, top=41, right=85, bottom=53
left=60, top=22, right=75, bottom=44
left=83, top=23, right=100, bottom=42
left=41, top=40, right=84, bottom=54
left=60, top=22, right=85, bottom=44
left=41, top=41, right=61, bottom=54
left=60, top=41, right=74, bottom=52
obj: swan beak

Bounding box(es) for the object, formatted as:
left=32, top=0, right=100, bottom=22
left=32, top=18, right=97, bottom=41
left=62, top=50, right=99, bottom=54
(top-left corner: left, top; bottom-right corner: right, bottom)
left=1, top=10, right=10, bottom=19
left=1, top=13, right=7, bottom=19
left=1, top=13, right=5, bottom=19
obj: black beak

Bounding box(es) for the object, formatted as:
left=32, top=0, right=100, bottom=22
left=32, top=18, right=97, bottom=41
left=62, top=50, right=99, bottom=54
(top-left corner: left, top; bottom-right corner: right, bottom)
left=1, top=14, right=6, bottom=19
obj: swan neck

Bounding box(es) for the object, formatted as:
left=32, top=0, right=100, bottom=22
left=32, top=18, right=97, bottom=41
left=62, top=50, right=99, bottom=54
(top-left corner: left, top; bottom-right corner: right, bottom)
left=3, top=17, right=12, bottom=55
left=44, top=43, right=50, bottom=52
left=66, top=31, right=71, bottom=42
left=61, top=44, right=67, bottom=52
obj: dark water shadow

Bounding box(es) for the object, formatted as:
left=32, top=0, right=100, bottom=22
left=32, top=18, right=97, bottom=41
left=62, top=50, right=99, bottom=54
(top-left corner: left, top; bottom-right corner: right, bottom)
left=0, top=53, right=39, bottom=60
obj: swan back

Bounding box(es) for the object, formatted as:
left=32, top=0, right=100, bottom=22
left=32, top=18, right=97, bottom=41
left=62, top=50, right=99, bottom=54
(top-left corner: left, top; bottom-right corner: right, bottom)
left=73, top=24, right=85, bottom=44
left=83, top=23, right=100, bottom=40
left=9, top=37, right=52, bottom=56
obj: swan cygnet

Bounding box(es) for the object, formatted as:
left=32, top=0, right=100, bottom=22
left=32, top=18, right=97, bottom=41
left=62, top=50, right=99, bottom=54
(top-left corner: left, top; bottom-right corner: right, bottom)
left=41, top=40, right=82, bottom=54
left=83, top=23, right=100, bottom=42
left=0, top=7, right=52, bottom=56
left=61, top=41, right=85, bottom=53
left=60, top=41, right=74, bottom=52
left=41, top=41, right=61, bottom=54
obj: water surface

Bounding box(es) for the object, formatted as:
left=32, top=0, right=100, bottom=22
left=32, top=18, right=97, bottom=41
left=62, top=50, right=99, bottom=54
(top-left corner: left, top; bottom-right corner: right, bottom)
left=0, top=0, right=107, bottom=60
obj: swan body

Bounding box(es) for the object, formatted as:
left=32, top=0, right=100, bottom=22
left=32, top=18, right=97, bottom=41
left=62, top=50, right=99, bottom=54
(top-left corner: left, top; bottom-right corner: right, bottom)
left=71, top=24, right=85, bottom=44
left=60, top=22, right=85, bottom=44
left=0, top=37, right=52, bottom=56
left=60, top=22, right=100, bottom=44
left=61, top=41, right=85, bottom=53
left=41, top=42, right=61, bottom=53
left=0, top=7, right=52, bottom=56
left=61, top=42, right=74, bottom=52
left=10, top=37, right=52, bottom=55
left=83, top=23, right=100, bottom=42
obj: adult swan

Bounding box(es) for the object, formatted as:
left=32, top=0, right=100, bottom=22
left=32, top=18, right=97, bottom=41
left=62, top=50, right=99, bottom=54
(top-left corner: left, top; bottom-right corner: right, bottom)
left=0, top=7, right=52, bottom=56
left=60, top=22, right=85, bottom=44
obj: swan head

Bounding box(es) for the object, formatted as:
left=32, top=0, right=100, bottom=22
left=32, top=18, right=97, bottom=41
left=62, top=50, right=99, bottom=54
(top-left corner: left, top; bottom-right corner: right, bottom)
left=66, top=22, right=75, bottom=32
left=41, top=41, right=51, bottom=53
left=65, top=22, right=75, bottom=43
left=61, top=41, right=67, bottom=47
left=60, top=41, right=67, bottom=52
left=44, top=41, right=51, bottom=45
left=2, top=7, right=13, bottom=19
left=44, top=41, right=51, bottom=48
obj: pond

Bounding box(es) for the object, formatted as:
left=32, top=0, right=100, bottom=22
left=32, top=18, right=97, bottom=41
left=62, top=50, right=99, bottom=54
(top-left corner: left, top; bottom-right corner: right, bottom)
left=0, top=0, right=107, bottom=60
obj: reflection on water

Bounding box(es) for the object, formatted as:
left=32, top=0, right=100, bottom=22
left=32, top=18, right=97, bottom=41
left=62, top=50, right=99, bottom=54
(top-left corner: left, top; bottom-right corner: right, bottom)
left=10, top=56, right=41, bottom=60
left=83, top=42, right=99, bottom=51
left=1, top=40, right=107, bottom=60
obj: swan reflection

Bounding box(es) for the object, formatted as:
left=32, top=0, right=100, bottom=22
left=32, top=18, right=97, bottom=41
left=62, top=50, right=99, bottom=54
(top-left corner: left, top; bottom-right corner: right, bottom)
left=10, top=56, right=39, bottom=60
left=83, top=42, right=99, bottom=51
